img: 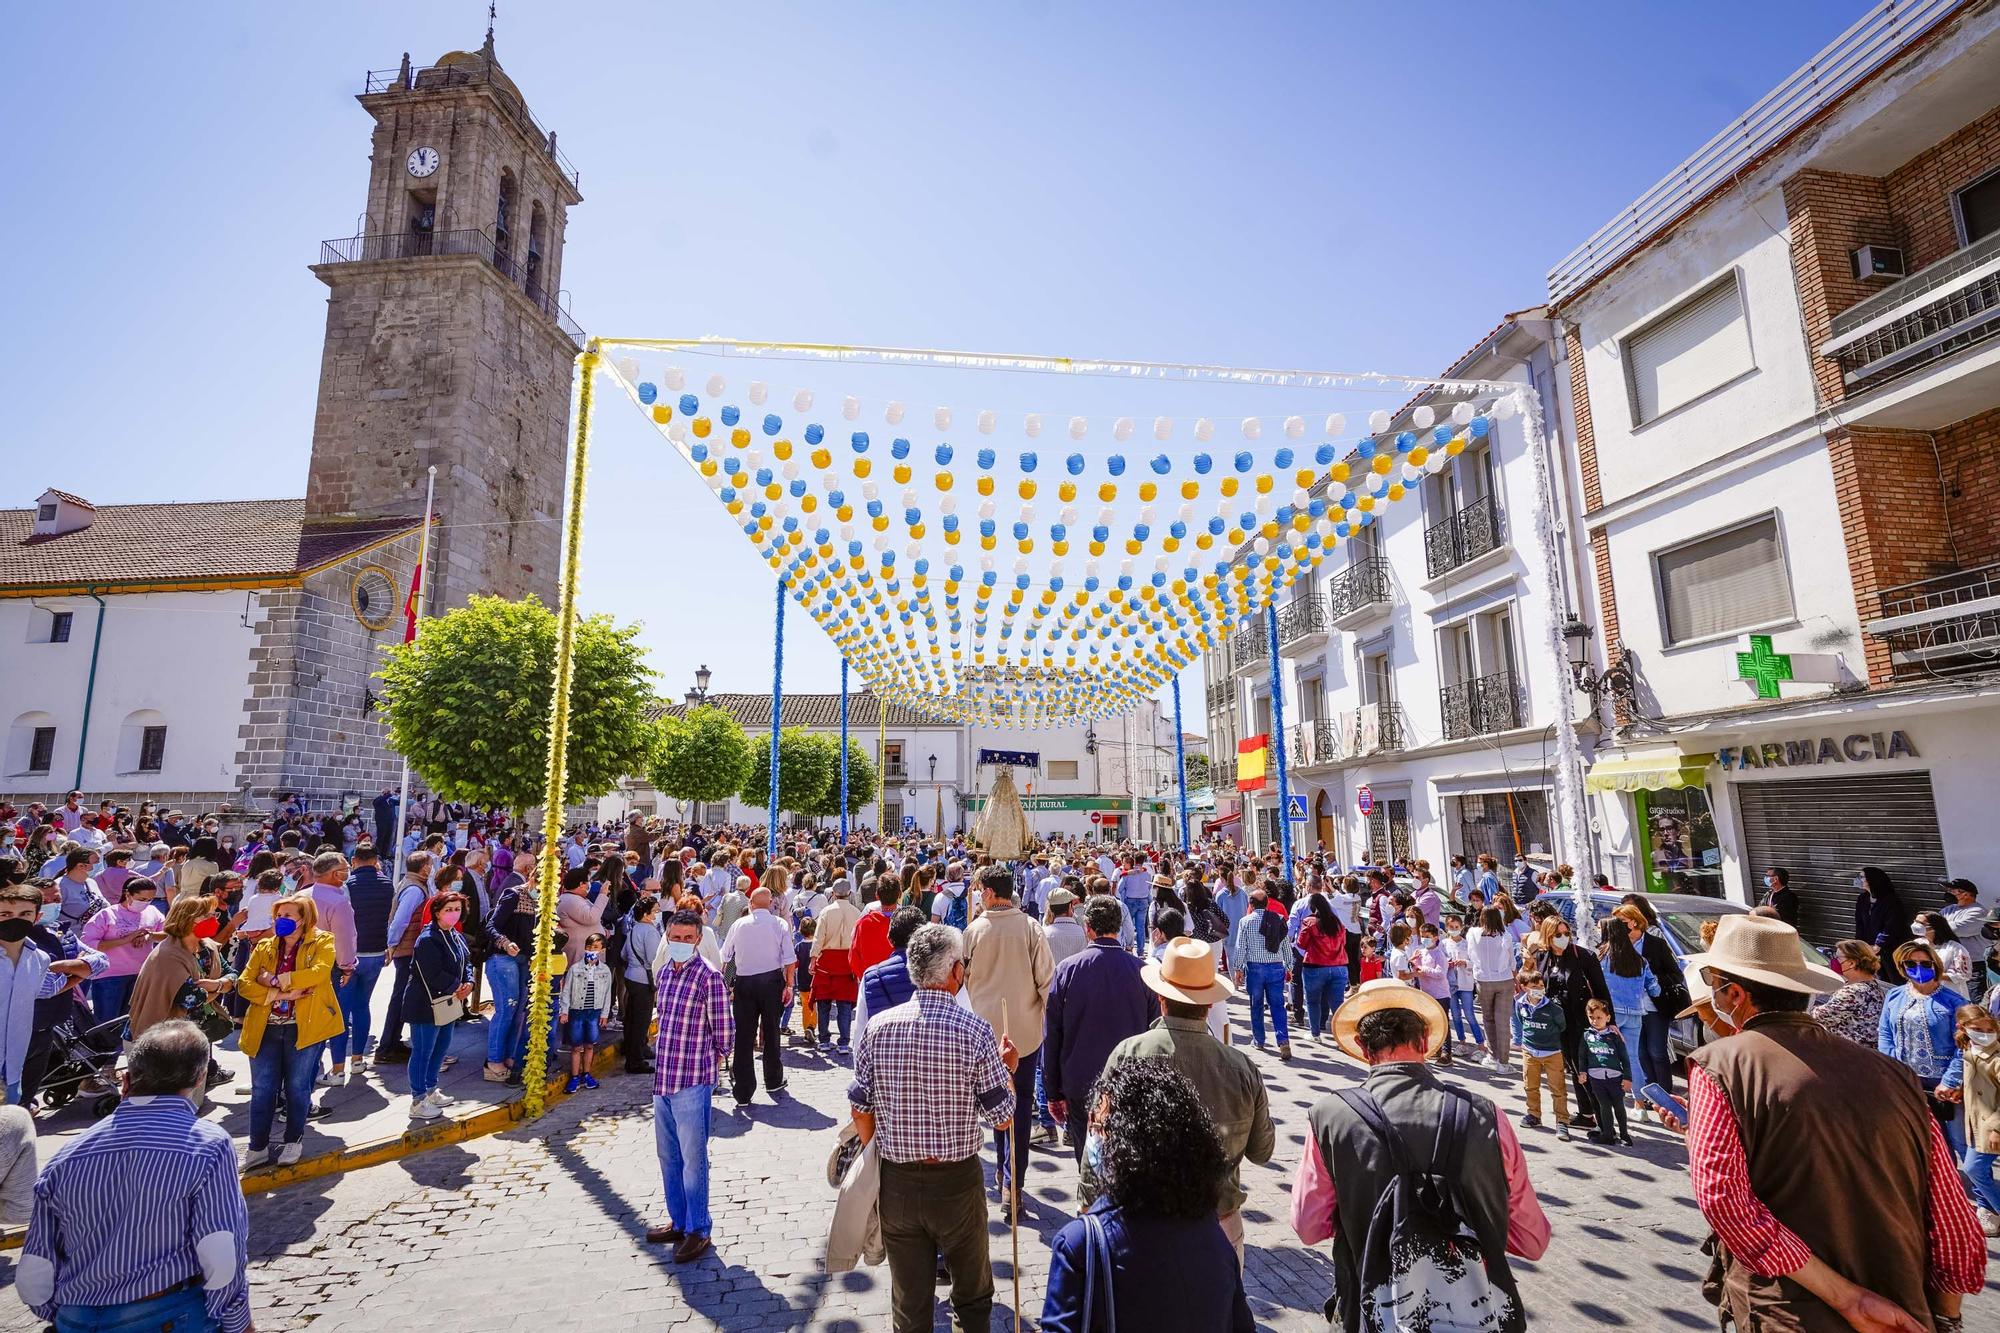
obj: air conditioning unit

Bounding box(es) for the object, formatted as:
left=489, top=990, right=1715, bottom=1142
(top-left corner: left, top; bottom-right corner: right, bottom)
left=1851, top=245, right=1906, bottom=280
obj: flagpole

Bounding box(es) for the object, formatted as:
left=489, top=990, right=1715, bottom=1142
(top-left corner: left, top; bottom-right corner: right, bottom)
left=390, top=466, right=437, bottom=892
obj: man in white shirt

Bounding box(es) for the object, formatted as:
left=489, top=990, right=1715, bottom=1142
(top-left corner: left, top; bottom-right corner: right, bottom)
left=1941, top=877, right=1988, bottom=942
left=1042, top=886, right=1088, bottom=969
left=720, top=887, right=795, bottom=1104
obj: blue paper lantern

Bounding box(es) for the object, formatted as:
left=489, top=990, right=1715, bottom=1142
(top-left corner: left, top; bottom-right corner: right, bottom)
left=1091, top=525, right=1110, bottom=542
left=1315, top=443, right=1336, bottom=465
left=1133, top=523, right=1151, bottom=541
left=723, top=456, right=743, bottom=475
left=755, top=468, right=774, bottom=487
left=1470, top=416, right=1492, bottom=438
left=908, top=508, right=925, bottom=527
left=890, top=437, right=909, bottom=460
left=1274, top=447, right=1293, bottom=469
left=1066, top=453, right=1085, bottom=475
left=637, top=382, right=658, bottom=405
left=1050, top=523, right=1068, bottom=541
left=827, top=488, right=846, bottom=508
left=678, top=393, right=700, bottom=416
left=1150, top=454, right=1171, bottom=475
left=1012, top=522, right=1030, bottom=540
left=1107, top=456, right=1127, bottom=477
left=1207, top=516, right=1227, bottom=535
left=979, top=519, right=997, bottom=537
left=1193, top=453, right=1213, bottom=474
left=1169, top=521, right=1187, bottom=539
left=1233, top=451, right=1253, bottom=472
left=1396, top=432, right=1416, bottom=451
left=762, top=413, right=782, bottom=436
left=1020, top=451, right=1038, bottom=472
left=977, top=448, right=996, bottom=470
left=935, top=443, right=954, bottom=465
left=789, top=479, right=807, bottom=497
left=866, top=499, right=884, bottom=518
left=1016, top=574, right=1032, bottom=590
left=690, top=442, right=710, bottom=463
left=720, top=405, right=740, bottom=428
left=804, top=423, right=825, bottom=446
left=750, top=501, right=767, bottom=518
left=1356, top=437, right=1377, bottom=460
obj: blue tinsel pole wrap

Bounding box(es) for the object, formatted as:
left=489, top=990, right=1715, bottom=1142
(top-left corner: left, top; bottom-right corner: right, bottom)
left=768, top=576, right=785, bottom=861
left=1172, top=675, right=1190, bottom=849
left=1265, top=603, right=1293, bottom=877
left=839, top=660, right=850, bottom=844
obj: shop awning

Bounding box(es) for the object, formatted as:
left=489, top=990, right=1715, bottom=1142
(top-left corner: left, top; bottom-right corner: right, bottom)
left=1585, top=752, right=1715, bottom=793
left=1203, top=810, right=1243, bottom=833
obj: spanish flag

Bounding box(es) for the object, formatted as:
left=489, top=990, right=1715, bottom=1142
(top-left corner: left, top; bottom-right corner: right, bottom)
left=1236, top=734, right=1269, bottom=792
left=403, top=558, right=424, bottom=643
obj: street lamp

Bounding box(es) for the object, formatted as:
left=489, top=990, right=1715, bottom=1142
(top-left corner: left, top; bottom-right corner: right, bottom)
left=683, top=664, right=713, bottom=707
left=1560, top=617, right=1637, bottom=711
left=929, top=753, right=940, bottom=835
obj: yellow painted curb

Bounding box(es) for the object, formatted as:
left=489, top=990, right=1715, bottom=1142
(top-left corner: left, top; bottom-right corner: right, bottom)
left=0, top=1034, right=629, bottom=1253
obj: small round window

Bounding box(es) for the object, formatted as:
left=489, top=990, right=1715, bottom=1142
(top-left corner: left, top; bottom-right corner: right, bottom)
left=351, top=566, right=397, bottom=631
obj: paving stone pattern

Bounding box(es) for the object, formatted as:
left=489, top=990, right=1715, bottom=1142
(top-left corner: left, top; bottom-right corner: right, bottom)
left=7, top=998, right=1998, bottom=1330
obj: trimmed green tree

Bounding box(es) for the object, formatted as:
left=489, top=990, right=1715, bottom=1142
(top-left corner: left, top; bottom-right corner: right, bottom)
left=651, top=704, right=754, bottom=810
left=805, top=740, right=879, bottom=819
left=1183, top=751, right=1213, bottom=790
left=738, top=727, right=838, bottom=819
left=375, top=594, right=660, bottom=810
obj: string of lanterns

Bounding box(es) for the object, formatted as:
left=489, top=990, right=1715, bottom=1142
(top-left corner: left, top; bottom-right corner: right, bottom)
left=602, top=351, right=1518, bottom=727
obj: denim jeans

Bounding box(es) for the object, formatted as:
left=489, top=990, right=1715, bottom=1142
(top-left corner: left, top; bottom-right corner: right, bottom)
left=88, top=974, right=137, bottom=1027
left=992, top=1046, right=1039, bottom=1198
left=1637, top=1012, right=1675, bottom=1097
left=484, top=955, right=523, bottom=1065
left=54, top=1283, right=214, bottom=1333
left=815, top=999, right=854, bottom=1047
left=1963, top=1148, right=2000, bottom=1215
left=1245, top=961, right=1289, bottom=1047
left=1034, top=1059, right=1054, bottom=1129
left=1299, top=964, right=1346, bottom=1037
left=249, top=1028, right=324, bottom=1150
left=330, top=955, right=385, bottom=1065
left=654, top=1085, right=714, bottom=1235
left=1449, top=990, right=1485, bottom=1044
left=408, top=1021, right=454, bottom=1098
left=1122, top=900, right=1150, bottom=953
left=1613, top=1008, right=1646, bottom=1082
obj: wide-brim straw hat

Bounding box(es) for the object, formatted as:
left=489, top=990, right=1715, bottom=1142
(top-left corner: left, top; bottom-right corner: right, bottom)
left=1141, top=936, right=1238, bottom=1005
left=1330, top=979, right=1450, bottom=1062
left=1675, top=914, right=1842, bottom=1018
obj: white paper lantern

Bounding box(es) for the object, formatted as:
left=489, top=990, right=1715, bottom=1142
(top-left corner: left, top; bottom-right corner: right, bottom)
left=978, top=409, right=997, bottom=435
left=1020, top=505, right=1036, bottom=523
left=873, top=535, right=889, bottom=551
left=1195, top=418, right=1216, bottom=442
left=1254, top=493, right=1273, bottom=517
left=1451, top=401, right=1474, bottom=425
left=939, top=496, right=957, bottom=515
left=1241, top=417, right=1262, bottom=440
left=1368, top=409, right=1391, bottom=432
left=782, top=460, right=801, bottom=479
left=1425, top=453, right=1449, bottom=475
left=1324, top=413, right=1346, bottom=436
left=901, top=489, right=918, bottom=507
left=1495, top=395, right=1520, bottom=421
left=793, top=389, right=814, bottom=413
left=1113, top=417, right=1135, bottom=442
left=1291, top=488, right=1310, bottom=509
left=934, top=406, right=952, bottom=431
left=979, top=500, right=997, bottom=520
left=1252, top=537, right=1270, bottom=556
left=981, top=555, right=996, bottom=572
left=841, top=524, right=856, bottom=540
left=1154, top=416, right=1173, bottom=441
left=862, top=481, right=879, bottom=501
left=1025, top=413, right=1043, bottom=437
left=1413, top=405, right=1435, bottom=429
left=1284, top=415, right=1306, bottom=439
left=1068, top=416, right=1088, bottom=440
left=1177, top=503, right=1194, bottom=522
left=745, top=450, right=763, bottom=470
left=886, top=400, right=907, bottom=425
left=841, top=396, right=861, bottom=421
left=663, top=367, right=686, bottom=392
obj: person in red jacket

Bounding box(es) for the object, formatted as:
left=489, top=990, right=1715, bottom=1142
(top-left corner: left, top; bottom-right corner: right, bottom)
left=849, top=876, right=899, bottom=980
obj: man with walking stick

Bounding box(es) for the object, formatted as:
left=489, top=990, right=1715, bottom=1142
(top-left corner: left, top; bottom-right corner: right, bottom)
left=849, top=923, right=1019, bottom=1333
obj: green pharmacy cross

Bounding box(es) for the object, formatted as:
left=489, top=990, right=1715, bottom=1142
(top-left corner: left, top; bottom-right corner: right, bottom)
left=1735, top=634, right=1793, bottom=699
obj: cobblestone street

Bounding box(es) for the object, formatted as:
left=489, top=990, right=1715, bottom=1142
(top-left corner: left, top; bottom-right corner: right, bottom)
left=19, top=997, right=1990, bottom=1331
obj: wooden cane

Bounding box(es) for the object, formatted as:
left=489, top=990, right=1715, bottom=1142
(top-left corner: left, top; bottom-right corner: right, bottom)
left=1003, top=998, right=1021, bottom=1333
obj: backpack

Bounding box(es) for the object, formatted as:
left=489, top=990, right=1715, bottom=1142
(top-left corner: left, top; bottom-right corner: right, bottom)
left=1330, top=1088, right=1523, bottom=1333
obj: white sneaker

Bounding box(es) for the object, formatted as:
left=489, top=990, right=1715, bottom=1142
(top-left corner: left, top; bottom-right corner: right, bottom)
left=1980, top=1208, right=2000, bottom=1238
left=411, top=1096, right=443, bottom=1121
left=276, top=1142, right=303, bottom=1166
left=240, top=1146, right=271, bottom=1173
left=426, top=1087, right=454, bottom=1107
left=317, top=1065, right=347, bottom=1087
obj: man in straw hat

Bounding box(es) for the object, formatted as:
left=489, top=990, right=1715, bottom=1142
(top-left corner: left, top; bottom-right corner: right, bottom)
left=1098, top=936, right=1275, bottom=1265
left=1666, top=914, right=1984, bottom=1333
left=1291, top=979, right=1548, bottom=1332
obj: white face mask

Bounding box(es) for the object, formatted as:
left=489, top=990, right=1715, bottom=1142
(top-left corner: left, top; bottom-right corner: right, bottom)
left=1970, top=1030, right=1998, bottom=1048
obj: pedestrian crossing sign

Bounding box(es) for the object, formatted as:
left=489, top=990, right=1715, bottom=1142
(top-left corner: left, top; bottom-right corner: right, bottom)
left=1286, top=795, right=1308, bottom=822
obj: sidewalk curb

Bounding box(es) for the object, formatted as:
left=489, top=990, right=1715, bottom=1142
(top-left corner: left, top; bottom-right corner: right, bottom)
left=0, top=1032, right=628, bottom=1253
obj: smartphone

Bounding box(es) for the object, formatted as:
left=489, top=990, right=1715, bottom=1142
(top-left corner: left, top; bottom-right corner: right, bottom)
left=1639, top=1082, right=1688, bottom=1122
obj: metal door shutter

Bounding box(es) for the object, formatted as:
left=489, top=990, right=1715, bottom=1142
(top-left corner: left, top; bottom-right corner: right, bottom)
left=1735, top=773, right=1947, bottom=949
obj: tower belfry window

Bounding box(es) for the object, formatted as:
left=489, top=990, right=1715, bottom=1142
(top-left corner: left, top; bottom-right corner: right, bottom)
left=525, top=201, right=547, bottom=302
left=494, top=170, right=515, bottom=276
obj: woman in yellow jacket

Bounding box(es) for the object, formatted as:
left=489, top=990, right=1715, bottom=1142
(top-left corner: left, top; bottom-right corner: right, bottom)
left=236, top=893, right=343, bottom=1169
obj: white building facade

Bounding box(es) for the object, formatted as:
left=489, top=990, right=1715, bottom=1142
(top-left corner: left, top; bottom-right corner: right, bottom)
left=1551, top=0, right=2000, bottom=941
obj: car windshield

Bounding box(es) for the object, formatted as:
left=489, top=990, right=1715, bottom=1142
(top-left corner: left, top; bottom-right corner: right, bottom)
left=1653, top=908, right=1832, bottom=969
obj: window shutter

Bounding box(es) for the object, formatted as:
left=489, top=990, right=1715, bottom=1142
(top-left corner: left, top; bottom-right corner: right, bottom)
left=1656, top=516, right=1793, bottom=644
left=1624, top=278, right=1753, bottom=424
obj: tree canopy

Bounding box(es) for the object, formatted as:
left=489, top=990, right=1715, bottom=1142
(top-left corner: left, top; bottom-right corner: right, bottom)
left=376, top=595, right=659, bottom=811
left=650, top=704, right=754, bottom=808
left=804, top=740, right=879, bottom=819
left=738, top=727, right=838, bottom=818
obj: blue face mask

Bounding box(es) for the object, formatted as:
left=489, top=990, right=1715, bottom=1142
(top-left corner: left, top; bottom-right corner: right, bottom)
left=1084, top=1131, right=1105, bottom=1177
left=665, top=940, right=697, bottom=964
left=1904, top=962, right=1937, bottom=984
left=273, top=917, right=298, bottom=939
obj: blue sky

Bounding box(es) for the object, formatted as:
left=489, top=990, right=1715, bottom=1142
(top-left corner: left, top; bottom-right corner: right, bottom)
left=2, top=1, right=1863, bottom=724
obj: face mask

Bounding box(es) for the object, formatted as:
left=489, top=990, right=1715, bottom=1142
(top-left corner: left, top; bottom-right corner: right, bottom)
left=666, top=940, right=697, bottom=964
left=1853, top=877, right=1866, bottom=891
left=1084, top=1131, right=1106, bottom=1177
left=438, top=909, right=462, bottom=929
left=1910, top=922, right=1928, bottom=938
left=584, top=950, right=603, bottom=964
left=1551, top=936, right=1570, bottom=952
left=1904, top=962, right=1937, bottom=984
left=193, top=918, right=220, bottom=939
left=1970, top=1030, right=1998, bottom=1048
left=1524, top=987, right=1545, bottom=1001
left=0, top=918, right=32, bottom=943
left=273, top=917, right=298, bottom=938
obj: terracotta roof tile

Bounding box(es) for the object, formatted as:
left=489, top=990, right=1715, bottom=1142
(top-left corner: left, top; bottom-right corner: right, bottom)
left=647, top=693, right=951, bottom=729
left=0, top=498, right=421, bottom=591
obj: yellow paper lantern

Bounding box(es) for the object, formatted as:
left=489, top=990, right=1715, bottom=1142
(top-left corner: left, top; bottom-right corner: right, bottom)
left=1219, top=477, right=1239, bottom=498
left=1059, top=482, right=1077, bottom=502
left=1254, top=474, right=1274, bottom=494
left=1329, top=463, right=1350, bottom=483
left=1181, top=481, right=1200, bottom=500
left=977, top=476, right=994, bottom=496
left=651, top=404, right=673, bottom=424
left=1019, top=480, right=1037, bottom=500
left=1138, top=482, right=1157, bottom=502
left=691, top=417, right=712, bottom=439
left=853, top=458, right=872, bottom=478
left=1372, top=455, right=1393, bottom=476
left=1098, top=483, right=1118, bottom=503
left=935, top=471, right=954, bottom=491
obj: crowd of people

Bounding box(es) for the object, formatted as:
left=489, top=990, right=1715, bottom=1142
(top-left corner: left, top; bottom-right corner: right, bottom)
left=2, top=787, right=1995, bottom=1331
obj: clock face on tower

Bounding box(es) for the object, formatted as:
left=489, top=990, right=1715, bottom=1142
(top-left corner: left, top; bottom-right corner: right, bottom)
left=406, top=146, right=440, bottom=178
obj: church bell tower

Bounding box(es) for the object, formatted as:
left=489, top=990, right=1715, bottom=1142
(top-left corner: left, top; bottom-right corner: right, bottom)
left=303, top=34, right=582, bottom=610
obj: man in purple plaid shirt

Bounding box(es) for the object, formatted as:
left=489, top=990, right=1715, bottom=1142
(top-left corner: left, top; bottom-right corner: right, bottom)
left=648, top=908, right=733, bottom=1264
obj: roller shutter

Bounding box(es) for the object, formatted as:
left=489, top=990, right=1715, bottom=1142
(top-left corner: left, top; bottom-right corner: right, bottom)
left=1734, top=772, right=1947, bottom=948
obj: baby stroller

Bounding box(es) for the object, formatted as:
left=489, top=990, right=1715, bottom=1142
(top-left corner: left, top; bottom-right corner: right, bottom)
left=34, top=1010, right=126, bottom=1119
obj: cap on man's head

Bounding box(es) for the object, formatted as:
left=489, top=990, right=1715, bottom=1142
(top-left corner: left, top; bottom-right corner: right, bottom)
left=1941, top=876, right=1979, bottom=898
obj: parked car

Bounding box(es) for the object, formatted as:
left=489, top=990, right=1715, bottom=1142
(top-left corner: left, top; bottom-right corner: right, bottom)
left=1551, top=891, right=1834, bottom=1062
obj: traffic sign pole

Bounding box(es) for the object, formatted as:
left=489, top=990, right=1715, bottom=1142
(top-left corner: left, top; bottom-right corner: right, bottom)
left=1265, top=602, right=1293, bottom=881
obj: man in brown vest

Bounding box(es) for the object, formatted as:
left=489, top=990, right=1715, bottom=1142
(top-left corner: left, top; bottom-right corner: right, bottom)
left=1674, top=915, right=1986, bottom=1333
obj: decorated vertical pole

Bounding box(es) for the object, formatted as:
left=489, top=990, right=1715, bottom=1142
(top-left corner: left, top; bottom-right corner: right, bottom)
left=1172, top=674, right=1191, bottom=850
left=839, top=659, right=850, bottom=844
left=767, top=575, right=785, bottom=862
left=523, top=342, right=597, bottom=1117
left=1264, top=603, right=1294, bottom=879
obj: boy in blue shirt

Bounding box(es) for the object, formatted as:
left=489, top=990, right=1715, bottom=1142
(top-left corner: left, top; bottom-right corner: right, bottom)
left=1515, top=967, right=1571, bottom=1140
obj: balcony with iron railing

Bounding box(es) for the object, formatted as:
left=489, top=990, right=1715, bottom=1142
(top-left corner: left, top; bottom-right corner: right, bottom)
left=883, top=763, right=909, bottom=782
left=1277, top=594, right=1330, bottom=657
left=1229, top=626, right=1268, bottom=679
left=1423, top=493, right=1504, bottom=581
left=317, top=227, right=585, bottom=346
left=1440, top=669, right=1522, bottom=740
left=1820, top=227, right=2000, bottom=398
left=1291, top=718, right=1340, bottom=769
left=1206, top=678, right=1237, bottom=715
left=364, top=62, right=580, bottom=192
left=1865, top=561, right=2000, bottom=680
left=1327, top=555, right=1394, bottom=629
